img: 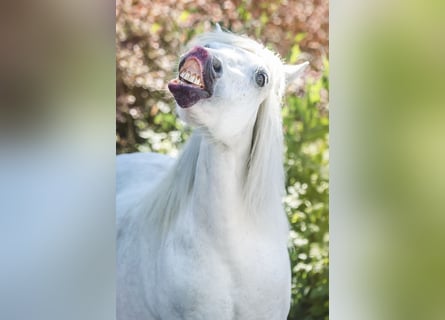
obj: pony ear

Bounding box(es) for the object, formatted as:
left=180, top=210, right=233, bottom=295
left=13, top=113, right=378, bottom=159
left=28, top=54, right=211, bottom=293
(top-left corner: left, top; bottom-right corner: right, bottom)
left=214, top=23, right=223, bottom=32
left=284, top=61, right=309, bottom=84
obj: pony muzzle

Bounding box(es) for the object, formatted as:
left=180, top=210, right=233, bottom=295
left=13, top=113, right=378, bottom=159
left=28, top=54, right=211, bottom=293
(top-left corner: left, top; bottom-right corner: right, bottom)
left=168, top=46, right=219, bottom=108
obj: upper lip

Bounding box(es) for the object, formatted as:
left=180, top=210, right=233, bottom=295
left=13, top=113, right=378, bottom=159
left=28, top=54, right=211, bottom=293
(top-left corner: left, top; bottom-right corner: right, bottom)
left=178, top=57, right=204, bottom=88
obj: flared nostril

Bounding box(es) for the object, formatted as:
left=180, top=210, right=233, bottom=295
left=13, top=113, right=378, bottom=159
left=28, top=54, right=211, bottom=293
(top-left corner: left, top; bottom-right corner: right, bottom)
left=212, top=57, right=222, bottom=74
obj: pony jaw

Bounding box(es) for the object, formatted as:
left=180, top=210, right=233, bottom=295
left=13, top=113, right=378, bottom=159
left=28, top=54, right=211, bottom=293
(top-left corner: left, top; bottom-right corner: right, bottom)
left=168, top=46, right=218, bottom=109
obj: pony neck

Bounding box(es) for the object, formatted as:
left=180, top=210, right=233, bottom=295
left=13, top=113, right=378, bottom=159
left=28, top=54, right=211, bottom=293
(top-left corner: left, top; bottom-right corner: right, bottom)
left=191, top=128, right=253, bottom=228
left=145, top=115, right=288, bottom=241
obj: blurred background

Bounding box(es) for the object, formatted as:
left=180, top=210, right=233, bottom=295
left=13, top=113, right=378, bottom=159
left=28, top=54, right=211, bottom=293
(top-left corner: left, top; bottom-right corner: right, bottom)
left=116, top=1, right=329, bottom=319
left=2, top=1, right=443, bottom=320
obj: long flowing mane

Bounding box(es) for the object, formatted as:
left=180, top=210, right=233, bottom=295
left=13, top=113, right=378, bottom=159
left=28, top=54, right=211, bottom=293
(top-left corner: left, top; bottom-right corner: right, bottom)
left=144, top=31, right=288, bottom=236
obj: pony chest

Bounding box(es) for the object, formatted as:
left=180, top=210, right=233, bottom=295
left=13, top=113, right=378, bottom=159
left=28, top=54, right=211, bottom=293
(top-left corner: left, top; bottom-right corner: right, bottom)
left=222, top=231, right=291, bottom=307
left=158, top=228, right=290, bottom=319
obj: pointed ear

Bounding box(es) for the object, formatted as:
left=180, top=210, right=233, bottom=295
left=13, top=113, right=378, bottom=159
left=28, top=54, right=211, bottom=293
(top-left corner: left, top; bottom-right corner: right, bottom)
left=214, top=23, right=222, bottom=32
left=284, top=61, right=309, bottom=84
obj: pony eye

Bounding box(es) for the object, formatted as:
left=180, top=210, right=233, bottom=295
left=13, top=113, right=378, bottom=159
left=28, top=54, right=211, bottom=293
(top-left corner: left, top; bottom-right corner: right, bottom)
left=255, top=71, right=268, bottom=87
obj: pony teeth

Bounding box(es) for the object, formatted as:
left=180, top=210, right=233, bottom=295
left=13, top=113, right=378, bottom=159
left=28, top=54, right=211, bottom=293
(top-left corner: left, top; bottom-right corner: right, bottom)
left=179, top=70, right=202, bottom=87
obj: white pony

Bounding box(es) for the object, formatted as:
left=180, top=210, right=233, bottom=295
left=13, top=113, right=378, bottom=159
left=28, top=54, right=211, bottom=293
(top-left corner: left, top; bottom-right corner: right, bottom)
left=117, top=26, right=308, bottom=320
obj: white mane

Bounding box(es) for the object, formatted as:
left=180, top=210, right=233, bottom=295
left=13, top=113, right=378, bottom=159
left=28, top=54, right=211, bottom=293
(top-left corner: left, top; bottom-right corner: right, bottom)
left=143, top=30, right=288, bottom=238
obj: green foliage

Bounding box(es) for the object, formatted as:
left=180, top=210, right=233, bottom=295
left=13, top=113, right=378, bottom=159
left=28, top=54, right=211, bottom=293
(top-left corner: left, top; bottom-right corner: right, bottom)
left=284, top=60, right=329, bottom=320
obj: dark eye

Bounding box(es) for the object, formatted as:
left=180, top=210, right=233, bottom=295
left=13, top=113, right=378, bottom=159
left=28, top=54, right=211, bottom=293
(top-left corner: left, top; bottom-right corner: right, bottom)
left=255, top=71, right=268, bottom=87
left=212, top=57, right=222, bottom=73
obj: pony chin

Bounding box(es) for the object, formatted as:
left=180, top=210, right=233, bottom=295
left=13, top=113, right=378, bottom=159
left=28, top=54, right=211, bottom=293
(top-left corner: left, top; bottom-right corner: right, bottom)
left=176, top=100, right=214, bottom=128
left=177, top=99, right=259, bottom=145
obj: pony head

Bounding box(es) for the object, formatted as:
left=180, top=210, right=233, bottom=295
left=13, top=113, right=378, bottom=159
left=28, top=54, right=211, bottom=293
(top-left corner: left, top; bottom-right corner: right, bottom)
left=167, top=28, right=308, bottom=218
left=168, top=28, right=307, bottom=144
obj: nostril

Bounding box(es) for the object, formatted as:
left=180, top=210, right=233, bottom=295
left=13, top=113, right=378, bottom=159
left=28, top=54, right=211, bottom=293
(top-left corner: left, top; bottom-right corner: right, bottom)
left=212, top=57, right=222, bottom=74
